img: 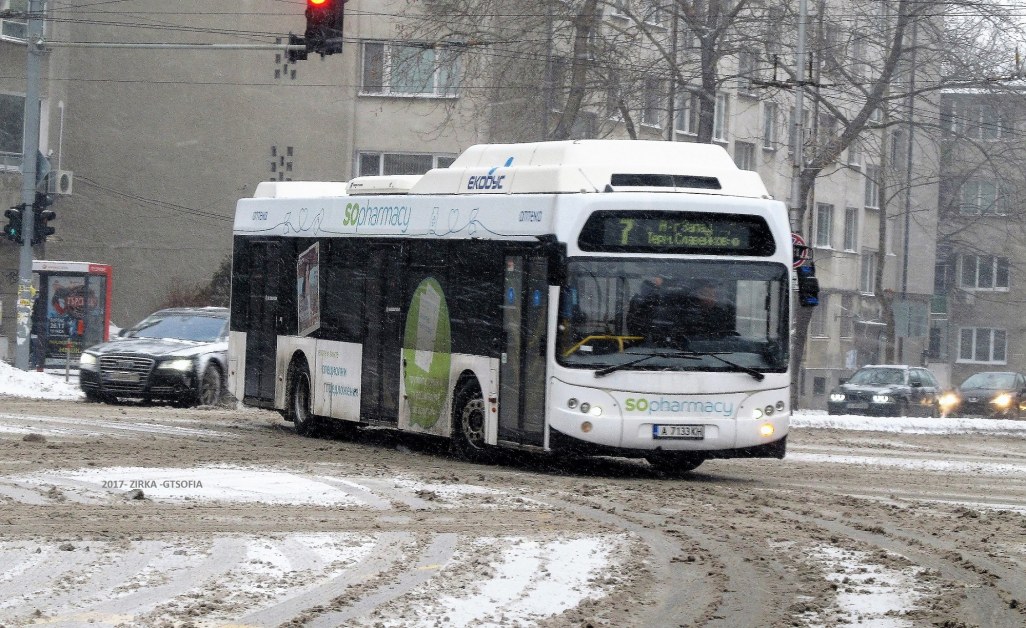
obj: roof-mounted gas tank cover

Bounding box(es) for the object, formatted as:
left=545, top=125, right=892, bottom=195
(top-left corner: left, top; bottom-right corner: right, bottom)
left=397, top=140, right=771, bottom=199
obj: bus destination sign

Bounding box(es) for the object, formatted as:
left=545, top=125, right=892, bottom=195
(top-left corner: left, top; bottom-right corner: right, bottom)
left=579, top=211, right=775, bottom=256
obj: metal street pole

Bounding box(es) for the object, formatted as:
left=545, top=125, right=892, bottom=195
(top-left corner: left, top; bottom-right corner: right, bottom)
left=788, top=0, right=808, bottom=231
left=13, top=0, right=44, bottom=370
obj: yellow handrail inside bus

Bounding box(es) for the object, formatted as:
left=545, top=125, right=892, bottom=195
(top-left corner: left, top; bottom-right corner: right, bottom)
left=562, top=335, right=644, bottom=357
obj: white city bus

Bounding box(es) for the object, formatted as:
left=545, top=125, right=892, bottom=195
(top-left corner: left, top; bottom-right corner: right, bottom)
left=228, top=140, right=798, bottom=473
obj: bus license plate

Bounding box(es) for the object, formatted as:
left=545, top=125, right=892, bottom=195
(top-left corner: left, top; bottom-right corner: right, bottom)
left=653, top=424, right=704, bottom=440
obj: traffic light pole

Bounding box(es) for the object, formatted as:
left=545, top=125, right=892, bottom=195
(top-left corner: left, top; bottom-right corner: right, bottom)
left=12, top=0, right=43, bottom=371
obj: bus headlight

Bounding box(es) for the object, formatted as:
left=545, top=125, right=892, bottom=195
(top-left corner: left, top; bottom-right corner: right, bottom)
left=579, top=402, right=591, bottom=414
left=567, top=398, right=579, bottom=409
left=588, top=405, right=603, bottom=416
left=759, top=423, right=775, bottom=437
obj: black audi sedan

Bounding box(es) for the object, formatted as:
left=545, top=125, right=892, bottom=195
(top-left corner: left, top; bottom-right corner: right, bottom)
left=79, top=307, right=228, bottom=406
left=827, top=364, right=942, bottom=417
left=942, top=371, right=1026, bottom=418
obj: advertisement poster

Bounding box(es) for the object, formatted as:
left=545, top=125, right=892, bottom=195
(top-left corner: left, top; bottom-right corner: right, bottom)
left=402, top=277, right=452, bottom=430
left=297, top=242, right=321, bottom=336
left=45, top=276, right=101, bottom=360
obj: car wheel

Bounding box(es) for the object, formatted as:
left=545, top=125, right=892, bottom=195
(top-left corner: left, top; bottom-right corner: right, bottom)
left=286, top=361, right=320, bottom=437
left=646, top=453, right=705, bottom=476
left=197, top=364, right=223, bottom=406
left=452, top=381, right=492, bottom=462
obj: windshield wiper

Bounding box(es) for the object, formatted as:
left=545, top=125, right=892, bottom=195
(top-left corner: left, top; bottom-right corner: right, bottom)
left=680, top=351, right=765, bottom=381
left=594, top=351, right=698, bottom=378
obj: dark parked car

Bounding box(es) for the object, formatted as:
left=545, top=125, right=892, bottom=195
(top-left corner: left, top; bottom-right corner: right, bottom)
left=827, top=365, right=942, bottom=417
left=942, top=371, right=1026, bottom=418
left=79, top=307, right=228, bottom=406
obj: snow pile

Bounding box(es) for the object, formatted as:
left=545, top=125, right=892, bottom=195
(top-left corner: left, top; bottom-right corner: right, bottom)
left=0, top=359, right=83, bottom=400
left=793, top=410, right=1026, bottom=436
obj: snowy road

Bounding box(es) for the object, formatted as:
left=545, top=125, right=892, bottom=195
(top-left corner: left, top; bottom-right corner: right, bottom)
left=0, top=392, right=1024, bottom=627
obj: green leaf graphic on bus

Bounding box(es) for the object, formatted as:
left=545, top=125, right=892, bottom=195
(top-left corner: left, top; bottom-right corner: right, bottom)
left=402, top=278, right=452, bottom=428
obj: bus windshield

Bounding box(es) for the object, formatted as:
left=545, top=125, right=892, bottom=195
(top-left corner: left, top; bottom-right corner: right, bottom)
left=557, top=259, right=789, bottom=373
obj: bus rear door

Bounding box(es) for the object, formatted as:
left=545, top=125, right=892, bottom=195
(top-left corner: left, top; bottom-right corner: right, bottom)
left=361, top=246, right=403, bottom=422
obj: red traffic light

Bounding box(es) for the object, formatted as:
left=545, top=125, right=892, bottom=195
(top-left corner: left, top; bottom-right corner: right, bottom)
left=304, top=0, right=345, bottom=56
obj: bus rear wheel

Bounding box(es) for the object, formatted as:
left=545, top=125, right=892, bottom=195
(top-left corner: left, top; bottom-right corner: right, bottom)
left=286, top=361, right=320, bottom=437
left=453, top=383, right=491, bottom=462
left=646, top=453, right=705, bottom=476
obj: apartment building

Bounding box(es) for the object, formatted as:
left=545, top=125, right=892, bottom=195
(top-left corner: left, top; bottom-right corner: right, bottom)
left=1, top=1, right=943, bottom=410
left=932, top=88, right=1026, bottom=387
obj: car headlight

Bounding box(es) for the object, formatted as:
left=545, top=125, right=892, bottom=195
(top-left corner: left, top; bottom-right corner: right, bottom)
left=939, top=392, right=959, bottom=408
left=159, top=358, right=195, bottom=372
left=79, top=352, right=98, bottom=369
left=992, top=393, right=1012, bottom=409
left=829, top=393, right=846, bottom=402
left=872, top=394, right=893, bottom=404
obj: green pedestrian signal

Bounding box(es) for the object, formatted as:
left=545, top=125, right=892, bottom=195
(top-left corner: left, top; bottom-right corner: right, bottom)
left=4, top=205, right=25, bottom=244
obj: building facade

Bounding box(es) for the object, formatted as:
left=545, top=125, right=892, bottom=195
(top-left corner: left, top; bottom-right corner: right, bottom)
left=932, top=88, right=1026, bottom=388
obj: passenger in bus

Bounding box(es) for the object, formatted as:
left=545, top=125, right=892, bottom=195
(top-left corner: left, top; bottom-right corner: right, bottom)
left=682, top=279, right=737, bottom=337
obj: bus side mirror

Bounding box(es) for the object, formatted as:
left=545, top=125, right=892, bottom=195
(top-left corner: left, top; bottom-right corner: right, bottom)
left=797, top=264, right=819, bottom=307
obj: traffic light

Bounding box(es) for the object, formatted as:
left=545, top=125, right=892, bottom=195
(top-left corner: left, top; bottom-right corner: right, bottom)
left=31, top=192, right=56, bottom=245
left=305, top=0, right=345, bottom=56
left=4, top=205, right=25, bottom=243
left=797, top=263, right=820, bottom=307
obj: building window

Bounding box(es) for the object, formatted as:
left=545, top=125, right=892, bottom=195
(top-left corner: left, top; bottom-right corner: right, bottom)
left=357, top=152, right=456, bottom=177
left=959, top=255, right=1009, bottom=291
left=958, top=179, right=1004, bottom=215
left=944, top=101, right=1009, bottom=140
left=843, top=207, right=859, bottom=251
left=860, top=251, right=876, bottom=295
left=889, top=128, right=907, bottom=168
left=361, top=42, right=460, bottom=98
left=864, top=165, right=880, bottom=209
left=814, top=203, right=833, bottom=248
left=958, top=327, right=1007, bottom=364
left=0, top=91, right=26, bottom=169
left=713, top=93, right=729, bottom=142
left=642, top=77, right=663, bottom=127
left=643, top=0, right=664, bottom=25
left=734, top=141, right=755, bottom=171
left=676, top=93, right=700, bottom=135
left=847, top=138, right=862, bottom=168
left=737, top=50, right=756, bottom=95
left=840, top=294, right=855, bottom=338
left=810, top=293, right=828, bottom=337
left=812, top=376, right=827, bottom=396
left=762, top=101, right=777, bottom=149
left=1, top=0, right=34, bottom=41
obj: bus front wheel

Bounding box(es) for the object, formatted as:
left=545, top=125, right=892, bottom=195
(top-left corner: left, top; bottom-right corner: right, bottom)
left=646, top=453, right=705, bottom=476
left=452, top=382, right=491, bottom=462
left=286, top=361, right=319, bottom=437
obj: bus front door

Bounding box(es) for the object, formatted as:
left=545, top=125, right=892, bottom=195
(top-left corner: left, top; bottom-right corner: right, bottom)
left=361, top=247, right=403, bottom=422
left=244, top=241, right=280, bottom=403
left=499, top=255, right=548, bottom=446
